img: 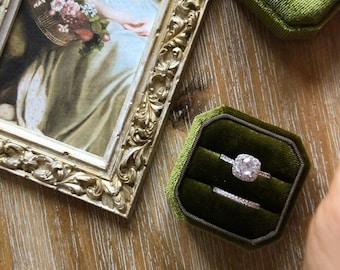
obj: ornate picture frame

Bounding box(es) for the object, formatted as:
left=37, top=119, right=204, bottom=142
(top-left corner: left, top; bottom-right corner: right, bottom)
left=0, top=0, right=209, bottom=218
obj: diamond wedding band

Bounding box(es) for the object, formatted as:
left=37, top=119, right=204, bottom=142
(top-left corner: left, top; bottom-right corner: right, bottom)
left=220, top=153, right=271, bottom=182
left=212, top=187, right=260, bottom=209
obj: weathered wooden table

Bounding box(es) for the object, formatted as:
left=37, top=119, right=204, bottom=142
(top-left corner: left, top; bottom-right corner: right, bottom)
left=1, top=1, right=339, bottom=269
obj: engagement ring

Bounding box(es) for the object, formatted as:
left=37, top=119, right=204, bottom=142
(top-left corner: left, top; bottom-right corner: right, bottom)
left=220, top=153, right=271, bottom=182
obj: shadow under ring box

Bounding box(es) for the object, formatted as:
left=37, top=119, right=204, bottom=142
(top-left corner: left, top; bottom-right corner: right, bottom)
left=239, top=0, right=340, bottom=39
left=166, top=106, right=310, bottom=249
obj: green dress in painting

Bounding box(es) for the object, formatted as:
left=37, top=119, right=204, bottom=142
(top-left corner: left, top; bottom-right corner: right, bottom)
left=2, top=0, right=159, bottom=156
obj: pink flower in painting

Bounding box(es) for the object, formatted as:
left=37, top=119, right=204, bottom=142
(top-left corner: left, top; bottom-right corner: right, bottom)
left=63, top=0, right=81, bottom=17
left=50, top=0, right=66, bottom=12
left=102, top=34, right=110, bottom=42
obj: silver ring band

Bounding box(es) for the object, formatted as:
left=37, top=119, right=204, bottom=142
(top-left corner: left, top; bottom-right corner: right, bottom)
left=220, top=153, right=271, bottom=182
left=212, top=187, right=260, bottom=209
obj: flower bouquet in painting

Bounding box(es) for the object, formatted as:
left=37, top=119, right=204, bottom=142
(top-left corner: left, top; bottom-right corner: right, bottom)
left=31, top=0, right=110, bottom=53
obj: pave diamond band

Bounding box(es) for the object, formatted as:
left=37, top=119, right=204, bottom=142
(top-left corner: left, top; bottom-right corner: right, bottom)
left=220, top=153, right=271, bottom=182
left=212, top=187, right=260, bottom=209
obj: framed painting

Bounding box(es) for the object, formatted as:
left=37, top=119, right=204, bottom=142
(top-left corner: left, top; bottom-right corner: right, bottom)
left=0, top=0, right=209, bottom=218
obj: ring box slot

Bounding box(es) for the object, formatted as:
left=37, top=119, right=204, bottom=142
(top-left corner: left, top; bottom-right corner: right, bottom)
left=166, top=106, right=310, bottom=249
left=179, top=177, right=280, bottom=240
left=186, top=146, right=292, bottom=213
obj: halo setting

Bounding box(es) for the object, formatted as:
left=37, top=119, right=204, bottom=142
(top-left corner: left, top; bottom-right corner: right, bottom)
left=220, top=153, right=271, bottom=182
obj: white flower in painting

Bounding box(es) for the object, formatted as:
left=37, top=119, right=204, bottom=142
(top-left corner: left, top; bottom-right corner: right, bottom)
left=50, top=0, right=66, bottom=12
left=33, top=0, right=46, bottom=8
left=58, top=24, right=70, bottom=33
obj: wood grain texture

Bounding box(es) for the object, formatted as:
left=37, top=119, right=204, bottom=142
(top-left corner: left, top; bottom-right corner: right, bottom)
left=1, top=1, right=339, bottom=269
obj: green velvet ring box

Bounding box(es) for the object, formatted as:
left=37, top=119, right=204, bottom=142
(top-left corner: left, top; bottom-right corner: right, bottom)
left=239, top=0, right=340, bottom=39
left=166, top=106, right=310, bottom=249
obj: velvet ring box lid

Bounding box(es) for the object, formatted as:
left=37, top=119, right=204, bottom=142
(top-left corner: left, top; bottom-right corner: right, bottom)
left=166, top=106, right=310, bottom=249
left=240, top=0, right=340, bottom=39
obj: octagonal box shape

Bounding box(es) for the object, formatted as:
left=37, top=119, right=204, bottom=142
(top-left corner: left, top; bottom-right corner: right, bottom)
left=166, top=106, right=310, bottom=249
left=239, top=0, right=340, bottom=39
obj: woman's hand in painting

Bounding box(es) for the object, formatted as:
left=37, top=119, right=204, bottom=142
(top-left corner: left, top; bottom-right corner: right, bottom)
left=123, top=18, right=154, bottom=36
left=92, top=0, right=154, bottom=36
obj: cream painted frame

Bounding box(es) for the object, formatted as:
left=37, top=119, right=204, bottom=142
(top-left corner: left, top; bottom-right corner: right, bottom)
left=0, top=0, right=209, bottom=218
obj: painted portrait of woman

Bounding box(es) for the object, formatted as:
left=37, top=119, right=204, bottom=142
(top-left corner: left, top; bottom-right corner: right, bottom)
left=0, top=0, right=161, bottom=156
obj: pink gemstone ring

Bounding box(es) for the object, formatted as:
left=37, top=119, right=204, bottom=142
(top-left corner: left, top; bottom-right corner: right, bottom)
left=220, top=153, right=271, bottom=182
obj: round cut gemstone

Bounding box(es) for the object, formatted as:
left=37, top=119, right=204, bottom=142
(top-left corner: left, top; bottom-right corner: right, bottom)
left=232, top=154, right=261, bottom=182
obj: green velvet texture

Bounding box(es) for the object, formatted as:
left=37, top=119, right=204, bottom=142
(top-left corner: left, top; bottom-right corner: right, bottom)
left=167, top=107, right=229, bottom=221
left=186, top=147, right=292, bottom=213
left=264, top=0, right=338, bottom=25
left=240, top=0, right=340, bottom=39
left=198, top=120, right=301, bottom=183
left=166, top=106, right=310, bottom=249
left=179, top=177, right=280, bottom=239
